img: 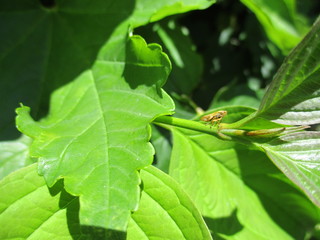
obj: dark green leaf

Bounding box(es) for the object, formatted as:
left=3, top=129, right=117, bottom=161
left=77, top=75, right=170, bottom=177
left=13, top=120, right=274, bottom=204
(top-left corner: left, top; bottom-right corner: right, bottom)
left=241, top=0, right=309, bottom=53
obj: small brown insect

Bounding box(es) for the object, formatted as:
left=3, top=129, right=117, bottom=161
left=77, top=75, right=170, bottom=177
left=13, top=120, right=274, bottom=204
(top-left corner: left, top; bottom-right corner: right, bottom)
left=201, top=110, right=227, bottom=125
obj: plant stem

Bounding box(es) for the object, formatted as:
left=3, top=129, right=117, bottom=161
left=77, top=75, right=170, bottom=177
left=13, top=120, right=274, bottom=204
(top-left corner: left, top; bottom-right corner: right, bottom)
left=153, top=115, right=307, bottom=140
left=154, top=116, right=217, bottom=134
left=153, top=115, right=246, bottom=140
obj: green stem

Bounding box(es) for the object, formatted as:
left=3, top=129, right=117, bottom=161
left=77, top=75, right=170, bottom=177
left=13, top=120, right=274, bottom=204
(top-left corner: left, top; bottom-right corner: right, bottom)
left=153, top=115, right=306, bottom=140
left=153, top=116, right=246, bottom=140
left=154, top=116, right=218, bottom=134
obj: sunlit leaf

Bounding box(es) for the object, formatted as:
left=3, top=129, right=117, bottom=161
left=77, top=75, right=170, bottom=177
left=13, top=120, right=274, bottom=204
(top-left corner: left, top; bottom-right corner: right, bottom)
left=257, top=17, right=320, bottom=125
left=169, top=106, right=320, bottom=239
left=0, top=0, right=215, bottom=138
left=128, top=166, right=212, bottom=240
left=0, top=135, right=33, bottom=180
left=16, top=35, right=174, bottom=231
left=0, top=164, right=212, bottom=239
left=261, top=131, right=320, bottom=207
left=0, top=164, right=82, bottom=240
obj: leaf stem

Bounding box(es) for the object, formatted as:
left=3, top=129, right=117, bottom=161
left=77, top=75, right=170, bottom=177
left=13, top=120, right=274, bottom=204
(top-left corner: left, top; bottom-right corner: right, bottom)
left=154, top=116, right=218, bottom=134
left=153, top=116, right=308, bottom=141
left=153, top=116, right=245, bottom=140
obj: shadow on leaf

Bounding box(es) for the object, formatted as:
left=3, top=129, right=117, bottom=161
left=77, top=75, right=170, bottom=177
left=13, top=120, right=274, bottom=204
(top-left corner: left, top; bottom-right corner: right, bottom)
left=204, top=209, right=243, bottom=239
left=236, top=148, right=319, bottom=239
left=1, top=0, right=136, bottom=140
left=48, top=179, right=126, bottom=239
left=124, top=36, right=171, bottom=96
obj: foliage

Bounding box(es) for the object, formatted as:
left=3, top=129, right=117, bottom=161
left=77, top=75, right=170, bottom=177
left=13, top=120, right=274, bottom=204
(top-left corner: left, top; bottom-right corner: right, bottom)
left=1, top=0, right=320, bottom=239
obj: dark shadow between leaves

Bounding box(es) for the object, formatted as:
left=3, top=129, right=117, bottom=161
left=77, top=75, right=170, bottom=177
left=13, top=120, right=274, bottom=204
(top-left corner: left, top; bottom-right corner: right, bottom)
left=79, top=226, right=127, bottom=240
left=204, top=209, right=243, bottom=240
left=48, top=179, right=126, bottom=239
left=1, top=0, right=136, bottom=140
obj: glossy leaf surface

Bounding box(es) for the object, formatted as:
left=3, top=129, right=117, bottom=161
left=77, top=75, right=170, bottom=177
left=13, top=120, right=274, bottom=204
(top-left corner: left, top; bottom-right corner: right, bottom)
left=261, top=131, right=320, bottom=207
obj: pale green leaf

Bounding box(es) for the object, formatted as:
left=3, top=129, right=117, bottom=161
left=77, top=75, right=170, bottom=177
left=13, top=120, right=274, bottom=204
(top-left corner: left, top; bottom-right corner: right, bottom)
left=0, top=164, right=83, bottom=240
left=0, top=164, right=212, bottom=239
left=16, top=35, right=175, bottom=231
left=261, top=132, right=320, bottom=207
left=0, top=135, right=33, bottom=180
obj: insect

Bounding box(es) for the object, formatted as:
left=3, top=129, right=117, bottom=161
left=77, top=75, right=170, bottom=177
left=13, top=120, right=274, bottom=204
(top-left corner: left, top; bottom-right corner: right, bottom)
left=201, top=110, right=227, bottom=126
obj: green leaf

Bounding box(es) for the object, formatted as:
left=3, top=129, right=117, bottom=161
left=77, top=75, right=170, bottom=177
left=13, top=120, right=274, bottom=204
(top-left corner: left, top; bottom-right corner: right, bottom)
left=0, top=0, right=215, bottom=138
left=168, top=108, right=320, bottom=239
left=132, top=0, right=215, bottom=26
left=128, top=166, right=212, bottom=240
left=0, top=135, right=34, bottom=180
left=260, top=131, right=320, bottom=207
left=0, top=164, right=212, bottom=239
left=16, top=35, right=175, bottom=231
left=0, top=0, right=136, bottom=138
left=256, top=17, right=320, bottom=125
left=0, top=163, right=83, bottom=240
left=240, top=0, right=309, bottom=53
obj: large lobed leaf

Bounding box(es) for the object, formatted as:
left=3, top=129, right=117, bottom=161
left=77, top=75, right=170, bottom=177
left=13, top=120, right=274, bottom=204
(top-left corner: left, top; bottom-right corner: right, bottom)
left=16, top=35, right=175, bottom=231
left=0, top=0, right=215, bottom=139
left=0, top=163, right=212, bottom=239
